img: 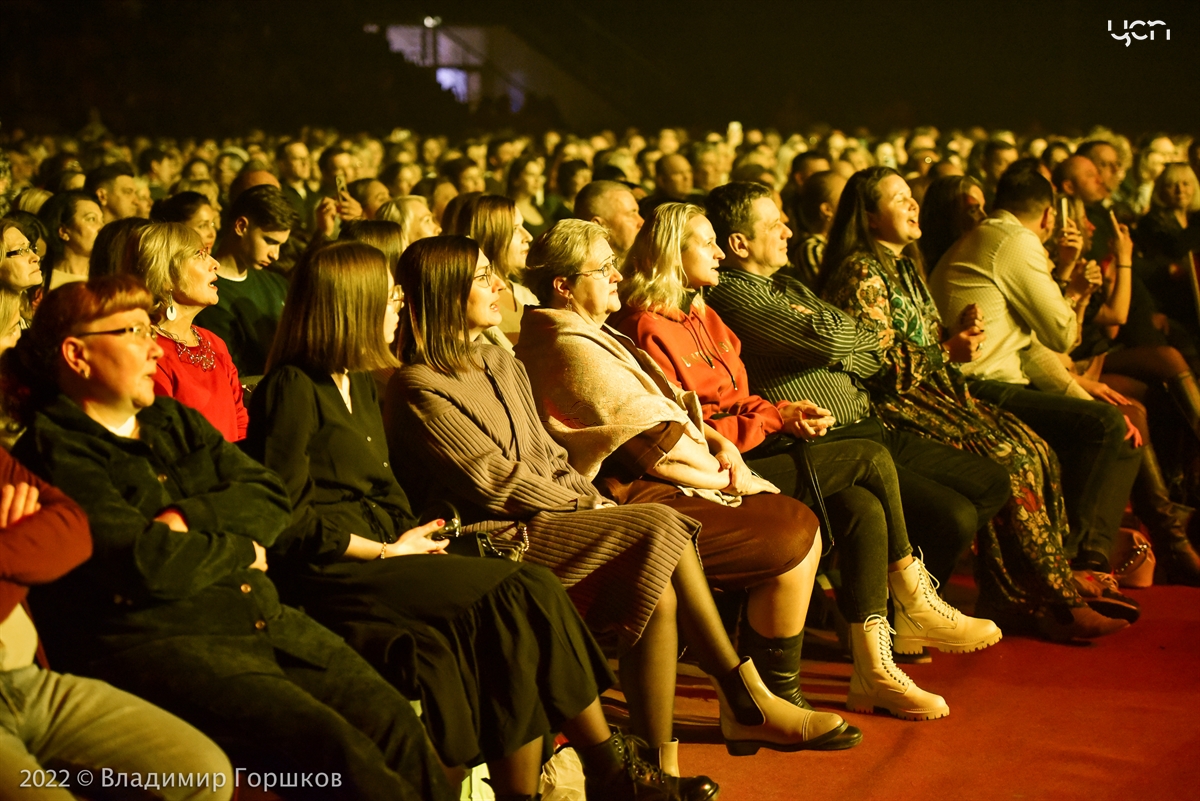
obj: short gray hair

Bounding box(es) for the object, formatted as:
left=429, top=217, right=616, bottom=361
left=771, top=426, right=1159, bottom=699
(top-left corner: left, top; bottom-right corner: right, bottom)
left=524, top=219, right=611, bottom=306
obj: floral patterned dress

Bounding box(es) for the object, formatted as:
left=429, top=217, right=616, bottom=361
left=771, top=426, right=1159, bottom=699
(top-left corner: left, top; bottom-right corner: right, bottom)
left=824, top=254, right=1082, bottom=617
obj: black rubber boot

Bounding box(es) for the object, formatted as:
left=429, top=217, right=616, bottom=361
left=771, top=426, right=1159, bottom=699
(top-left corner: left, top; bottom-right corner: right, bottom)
left=737, top=626, right=810, bottom=709
left=736, top=625, right=863, bottom=750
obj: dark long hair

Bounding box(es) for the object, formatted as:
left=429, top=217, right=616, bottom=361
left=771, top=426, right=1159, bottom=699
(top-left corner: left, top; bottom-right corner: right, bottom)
left=37, top=190, right=97, bottom=273
left=818, top=166, right=906, bottom=294
left=397, top=235, right=480, bottom=376
left=918, top=175, right=984, bottom=272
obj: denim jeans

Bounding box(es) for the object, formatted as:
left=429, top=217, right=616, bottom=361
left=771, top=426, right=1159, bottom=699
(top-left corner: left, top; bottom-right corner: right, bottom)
left=968, top=379, right=1144, bottom=568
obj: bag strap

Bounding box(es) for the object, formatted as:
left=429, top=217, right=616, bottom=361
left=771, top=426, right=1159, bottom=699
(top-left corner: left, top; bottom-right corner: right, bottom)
left=796, top=439, right=834, bottom=556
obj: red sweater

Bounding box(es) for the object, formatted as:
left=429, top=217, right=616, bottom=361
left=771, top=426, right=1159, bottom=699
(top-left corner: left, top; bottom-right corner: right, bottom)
left=614, top=302, right=790, bottom=452
left=152, top=326, right=248, bottom=442
left=0, top=448, right=92, bottom=628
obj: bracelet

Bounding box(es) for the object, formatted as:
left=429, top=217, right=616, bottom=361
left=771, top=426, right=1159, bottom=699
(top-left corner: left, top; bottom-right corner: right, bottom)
left=378, top=540, right=388, bottom=560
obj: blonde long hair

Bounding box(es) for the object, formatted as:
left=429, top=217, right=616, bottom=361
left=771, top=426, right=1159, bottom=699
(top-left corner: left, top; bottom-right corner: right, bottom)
left=620, top=202, right=705, bottom=313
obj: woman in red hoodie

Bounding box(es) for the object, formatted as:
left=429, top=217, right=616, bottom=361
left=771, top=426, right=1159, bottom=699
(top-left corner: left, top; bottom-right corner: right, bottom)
left=615, top=203, right=1001, bottom=722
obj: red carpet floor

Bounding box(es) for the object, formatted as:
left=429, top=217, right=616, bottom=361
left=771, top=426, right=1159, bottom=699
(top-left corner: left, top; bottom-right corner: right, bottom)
left=608, top=583, right=1200, bottom=801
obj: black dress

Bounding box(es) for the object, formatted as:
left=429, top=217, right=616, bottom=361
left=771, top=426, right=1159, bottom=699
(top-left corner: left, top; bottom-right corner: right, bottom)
left=244, top=365, right=613, bottom=767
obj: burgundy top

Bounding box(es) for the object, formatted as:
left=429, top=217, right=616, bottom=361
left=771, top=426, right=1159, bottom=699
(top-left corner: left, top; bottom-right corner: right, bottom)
left=152, top=326, right=248, bottom=441
left=0, top=448, right=92, bottom=627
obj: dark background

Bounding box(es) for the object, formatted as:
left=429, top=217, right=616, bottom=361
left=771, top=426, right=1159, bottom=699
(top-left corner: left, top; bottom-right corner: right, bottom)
left=1, top=0, right=1197, bottom=138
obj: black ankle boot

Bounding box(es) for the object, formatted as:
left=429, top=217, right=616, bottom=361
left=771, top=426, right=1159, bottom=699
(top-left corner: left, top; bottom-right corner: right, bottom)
left=578, top=728, right=719, bottom=801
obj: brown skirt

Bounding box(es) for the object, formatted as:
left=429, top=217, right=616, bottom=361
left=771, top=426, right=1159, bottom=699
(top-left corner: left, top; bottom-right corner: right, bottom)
left=600, top=477, right=817, bottom=591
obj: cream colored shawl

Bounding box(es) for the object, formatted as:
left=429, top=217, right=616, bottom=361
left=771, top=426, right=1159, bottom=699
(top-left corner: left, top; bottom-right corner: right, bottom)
left=516, top=308, right=738, bottom=505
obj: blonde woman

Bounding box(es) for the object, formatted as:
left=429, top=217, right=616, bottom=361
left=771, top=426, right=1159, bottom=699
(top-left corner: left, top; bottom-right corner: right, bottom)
left=375, top=195, right=441, bottom=253
left=617, top=201, right=1002, bottom=720
left=123, top=222, right=247, bottom=441
left=1135, top=162, right=1200, bottom=335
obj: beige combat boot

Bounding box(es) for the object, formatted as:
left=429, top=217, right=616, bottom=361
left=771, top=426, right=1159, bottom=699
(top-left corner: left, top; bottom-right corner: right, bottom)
left=847, top=615, right=949, bottom=721
left=889, top=555, right=1002, bottom=654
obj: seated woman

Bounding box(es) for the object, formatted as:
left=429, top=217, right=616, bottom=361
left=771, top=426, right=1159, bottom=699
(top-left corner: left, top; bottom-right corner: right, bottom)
left=4, top=276, right=452, bottom=801
left=507, top=154, right=552, bottom=240
left=546, top=159, right=592, bottom=224
left=37, top=190, right=104, bottom=289
left=0, top=219, right=43, bottom=326
left=243, top=241, right=715, bottom=801
left=386, top=236, right=850, bottom=761
left=820, top=167, right=1131, bottom=639
left=615, top=202, right=996, bottom=719
left=123, top=222, right=247, bottom=442
left=376, top=196, right=441, bottom=253
left=151, top=190, right=220, bottom=254
left=515, top=219, right=858, bottom=749
left=460, top=195, right=538, bottom=345
left=1134, top=163, right=1200, bottom=338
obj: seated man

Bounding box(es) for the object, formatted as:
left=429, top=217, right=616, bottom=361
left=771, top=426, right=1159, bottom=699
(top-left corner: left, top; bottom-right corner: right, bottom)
left=575, top=180, right=645, bottom=260
left=197, top=185, right=297, bottom=377
left=84, top=163, right=140, bottom=224
left=704, top=182, right=1011, bottom=585
left=639, top=154, right=698, bottom=218
left=930, top=168, right=1143, bottom=574
left=0, top=447, right=234, bottom=801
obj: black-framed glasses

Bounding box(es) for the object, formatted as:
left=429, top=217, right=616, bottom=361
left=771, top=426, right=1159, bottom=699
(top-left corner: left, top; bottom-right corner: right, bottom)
left=74, top=325, right=156, bottom=340
left=388, top=284, right=404, bottom=307
left=472, top=267, right=498, bottom=286
left=4, top=245, right=35, bottom=259
left=571, top=257, right=618, bottom=281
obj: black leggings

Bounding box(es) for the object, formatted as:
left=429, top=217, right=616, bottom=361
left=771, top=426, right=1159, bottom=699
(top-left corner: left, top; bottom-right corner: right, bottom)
left=746, top=435, right=909, bottom=621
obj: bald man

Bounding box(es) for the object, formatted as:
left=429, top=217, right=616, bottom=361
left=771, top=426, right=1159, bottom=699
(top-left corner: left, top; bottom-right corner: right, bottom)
left=575, top=180, right=645, bottom=257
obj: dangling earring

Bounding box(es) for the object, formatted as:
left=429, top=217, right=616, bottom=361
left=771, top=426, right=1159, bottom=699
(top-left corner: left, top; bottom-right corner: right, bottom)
left=165, top=303, right=177, bottom=321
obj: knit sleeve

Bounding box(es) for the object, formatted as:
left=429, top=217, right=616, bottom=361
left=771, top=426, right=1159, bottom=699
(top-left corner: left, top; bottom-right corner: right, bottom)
left=393, top=368, right=585, bottom=518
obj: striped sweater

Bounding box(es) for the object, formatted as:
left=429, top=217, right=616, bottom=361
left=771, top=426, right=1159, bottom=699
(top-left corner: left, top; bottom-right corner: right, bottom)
left=705, top=267, right=884, bottom=427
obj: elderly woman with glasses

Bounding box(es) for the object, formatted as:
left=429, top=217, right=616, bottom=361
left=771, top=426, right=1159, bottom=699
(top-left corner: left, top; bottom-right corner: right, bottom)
left=513, top=220, right=860, bottom=748
left=4, top=276, right=453, bottom=801
left=121, top=222, right=247, bottom=442
left=387, top=235, right=855, bottom=778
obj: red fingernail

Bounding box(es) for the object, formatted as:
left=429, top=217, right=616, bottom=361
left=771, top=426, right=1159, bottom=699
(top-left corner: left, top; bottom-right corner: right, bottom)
left=436, top=519, right=445, bottom=526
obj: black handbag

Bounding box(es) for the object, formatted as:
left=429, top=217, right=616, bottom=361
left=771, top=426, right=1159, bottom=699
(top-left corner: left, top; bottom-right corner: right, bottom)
left=420, top=502, right=529, bottom=562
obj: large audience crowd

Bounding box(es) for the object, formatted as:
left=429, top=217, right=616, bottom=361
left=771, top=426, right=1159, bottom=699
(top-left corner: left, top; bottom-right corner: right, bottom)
left=1, top=118, right=1199, bottom=800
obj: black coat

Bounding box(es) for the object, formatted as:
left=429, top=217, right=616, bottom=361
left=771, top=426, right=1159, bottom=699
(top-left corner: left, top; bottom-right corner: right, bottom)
left=14, top=393, right=340, bottom=678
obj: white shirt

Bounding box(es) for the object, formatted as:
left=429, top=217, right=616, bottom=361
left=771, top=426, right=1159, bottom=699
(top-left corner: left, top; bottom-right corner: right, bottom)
left=930, top=210, right=1077, bottom=385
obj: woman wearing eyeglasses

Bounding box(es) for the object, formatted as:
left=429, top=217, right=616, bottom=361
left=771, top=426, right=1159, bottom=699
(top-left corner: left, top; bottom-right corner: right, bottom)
left=122, top=222, right=247, bottom=442
left=245, top=241, right=713, bottom=801
left=4, top=276, right=453, bottom=801
left=0, top=218, right=43, bottom=325
left=388, top=235, right=856, bottom=774
left=514, top=220, right=861, bottom=749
